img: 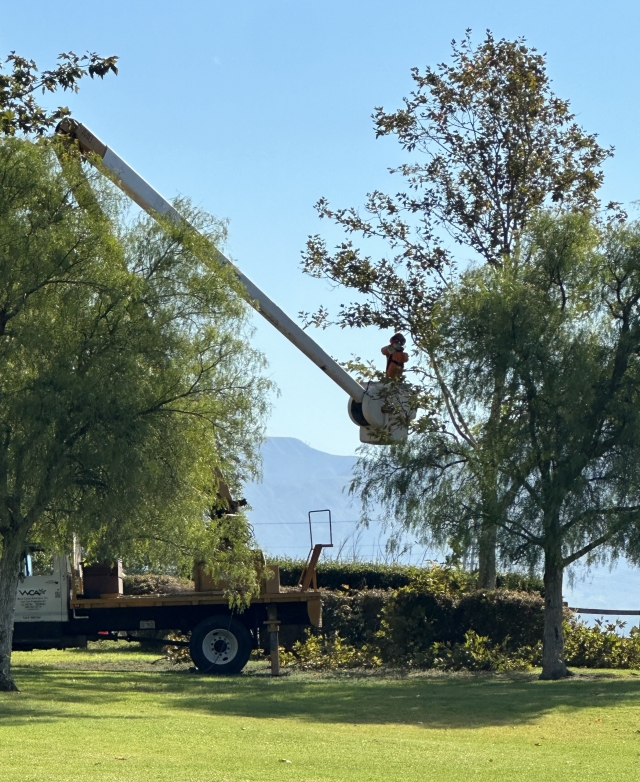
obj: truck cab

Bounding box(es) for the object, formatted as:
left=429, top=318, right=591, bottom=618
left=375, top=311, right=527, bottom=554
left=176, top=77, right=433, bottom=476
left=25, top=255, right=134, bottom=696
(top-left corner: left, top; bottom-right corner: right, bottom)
left=15, top=551, right=69, bottom=624
left=12, top=550, right=87, bottom=652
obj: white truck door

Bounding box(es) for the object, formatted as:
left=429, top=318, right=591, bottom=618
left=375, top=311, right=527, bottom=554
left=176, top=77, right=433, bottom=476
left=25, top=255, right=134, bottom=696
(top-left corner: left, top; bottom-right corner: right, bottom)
left=14, top=554, right=68, bottom=623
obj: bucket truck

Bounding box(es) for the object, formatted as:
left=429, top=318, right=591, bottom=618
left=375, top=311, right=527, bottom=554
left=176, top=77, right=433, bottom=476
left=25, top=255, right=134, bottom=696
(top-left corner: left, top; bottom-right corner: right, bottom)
left=13, top=546, right=322, bottom=675
left=10, top=119, right=416, bottom=675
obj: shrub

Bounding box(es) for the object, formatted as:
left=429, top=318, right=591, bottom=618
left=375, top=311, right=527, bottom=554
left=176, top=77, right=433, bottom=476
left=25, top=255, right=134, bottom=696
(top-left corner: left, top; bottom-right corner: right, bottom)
left=431, top=631, right=539, bottom=672
left=377, top=589, right=457, bottom=665
left=374, top=570, right=542, bottom=666
left=455, top=590, right=544, bottom=650
left=284, top=630, right=381, bottom=670
left=320, top=589, right=388, bottom=647
left=402, top=566, right=477, bottom=596
left=564, top=619, right=640, bottom=669
left=307, top=568, right=547, bottom=668
left=495, top=572, right=544, bottom=594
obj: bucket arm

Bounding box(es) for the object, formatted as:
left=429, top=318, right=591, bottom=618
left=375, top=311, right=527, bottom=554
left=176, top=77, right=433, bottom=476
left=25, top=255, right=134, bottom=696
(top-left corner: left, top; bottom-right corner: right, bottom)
left=56, top=119, right=365, bottom=406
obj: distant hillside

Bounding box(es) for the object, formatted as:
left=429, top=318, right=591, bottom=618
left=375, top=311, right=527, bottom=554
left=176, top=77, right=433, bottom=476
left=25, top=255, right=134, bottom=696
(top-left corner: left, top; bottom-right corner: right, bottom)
left=243, top=437, right=363, bottom=556
left=245, top=437, right=357, bottom=521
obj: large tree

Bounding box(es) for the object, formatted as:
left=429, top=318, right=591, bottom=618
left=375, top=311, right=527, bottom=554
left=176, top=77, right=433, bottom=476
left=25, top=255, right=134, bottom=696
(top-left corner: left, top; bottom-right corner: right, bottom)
left=0, top=138, right=271, bottom=691
left=302, top=31, right=610, bottom=586
left=359, top=211, right=640, bottom=679
left=0, top=49, right=271, bottom=691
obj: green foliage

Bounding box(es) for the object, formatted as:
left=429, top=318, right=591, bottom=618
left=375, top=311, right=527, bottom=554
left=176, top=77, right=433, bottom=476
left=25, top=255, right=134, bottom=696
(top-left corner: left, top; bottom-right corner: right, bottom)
left=299, top=30, right=634, bottom=676
left=373, top=566, right=470, bottom=663
left=0, top=137, right=272, bottom=689
left=375, top=577, right=543, bottom=666
left=286, top=627, right=535, bottom=673
left=0, top=51, right=118, bottom=138
left=283, top=630, right=381, bottom=671
left=496, top=572, right=544, bottom=594
left=0, top=140, right=269, bottom=574
left=399, top=565, right=476, bottom=596
left=272, top=557, right=423, bottom=590
left=564, top=619, right=640, bottom=669
left=319, top=589, right=389, bottom=648
left=283, top=571, right=640, bottom=674
left=274, top=557, right=544, bottom=593
left=303, top=567, right=547, bottom=670
left=456, top=590, right=544, bottom=650
left=431, top=631, right=538, bottom=672
left=351, top=211, right=640, bottom=677
left=287, top=599, right=540, bottom=673
left=377, top=590, right=457, bottom=665
left=302, top=32, right=612, bottom=594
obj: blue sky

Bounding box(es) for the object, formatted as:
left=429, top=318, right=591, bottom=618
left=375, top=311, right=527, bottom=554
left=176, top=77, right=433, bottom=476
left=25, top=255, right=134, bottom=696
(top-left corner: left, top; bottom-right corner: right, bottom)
left=4, top=1, right=640, bottom=455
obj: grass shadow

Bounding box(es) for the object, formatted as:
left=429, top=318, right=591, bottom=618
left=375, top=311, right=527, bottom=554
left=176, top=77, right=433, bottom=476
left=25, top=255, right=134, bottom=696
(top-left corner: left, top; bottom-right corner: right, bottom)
left=172, top=669, right=640, bottom=729
left=5, top=662, right=640, bottom=730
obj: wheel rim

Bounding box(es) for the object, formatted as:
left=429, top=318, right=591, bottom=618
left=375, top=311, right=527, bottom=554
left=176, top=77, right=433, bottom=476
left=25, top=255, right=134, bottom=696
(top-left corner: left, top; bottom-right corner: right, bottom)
left=201, top=628, right=239, bottom=665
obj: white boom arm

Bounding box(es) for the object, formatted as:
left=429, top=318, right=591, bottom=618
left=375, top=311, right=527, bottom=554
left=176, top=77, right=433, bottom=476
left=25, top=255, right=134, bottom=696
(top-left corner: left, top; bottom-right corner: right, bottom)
left=57, top=119, right=366, bottom=405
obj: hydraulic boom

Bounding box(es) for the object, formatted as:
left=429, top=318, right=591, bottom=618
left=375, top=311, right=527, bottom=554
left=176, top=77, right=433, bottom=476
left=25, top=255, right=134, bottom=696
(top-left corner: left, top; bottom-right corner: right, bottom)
left=56, top=119, right=414, bottom=442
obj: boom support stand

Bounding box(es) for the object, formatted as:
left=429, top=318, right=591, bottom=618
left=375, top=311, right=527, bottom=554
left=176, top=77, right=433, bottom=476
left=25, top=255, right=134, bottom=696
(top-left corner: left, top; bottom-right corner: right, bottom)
left=265, top=604, right=280, bottom=677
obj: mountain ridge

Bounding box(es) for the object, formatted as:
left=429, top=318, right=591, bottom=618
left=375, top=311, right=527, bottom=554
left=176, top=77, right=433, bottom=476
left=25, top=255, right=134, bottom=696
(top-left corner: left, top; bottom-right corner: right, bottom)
left=244, top=436, right=361, bottom=554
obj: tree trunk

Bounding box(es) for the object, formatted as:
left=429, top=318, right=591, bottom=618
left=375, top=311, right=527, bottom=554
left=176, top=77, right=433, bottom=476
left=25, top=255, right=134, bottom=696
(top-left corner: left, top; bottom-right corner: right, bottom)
left=0, top=529, right=27, bottom=691
left=477, top=519, right=497, bottom=588
left=475, top=373, right=504, bottom=591
left=540, top=553, right=569, bottom=680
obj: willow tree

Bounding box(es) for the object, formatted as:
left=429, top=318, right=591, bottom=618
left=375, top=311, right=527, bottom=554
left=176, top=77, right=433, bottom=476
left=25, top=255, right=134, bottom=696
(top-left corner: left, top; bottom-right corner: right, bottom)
left=435, top=212, right=640, bottom=679
left=0, top=139, right=271, bottom=691
left=303, top=31, right=610, bottom=586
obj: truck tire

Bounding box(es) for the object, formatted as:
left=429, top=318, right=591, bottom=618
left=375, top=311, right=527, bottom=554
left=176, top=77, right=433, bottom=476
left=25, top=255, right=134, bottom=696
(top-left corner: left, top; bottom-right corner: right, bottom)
left=189, top=615, right=252, bottom=674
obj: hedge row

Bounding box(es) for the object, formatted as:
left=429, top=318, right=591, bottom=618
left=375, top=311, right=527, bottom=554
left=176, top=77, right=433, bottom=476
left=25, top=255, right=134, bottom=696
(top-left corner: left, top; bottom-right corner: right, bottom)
left=314, top=587, right=545, bottom=662
left=274, top=562, right=548, bottom=667
left=294, top=591, right=640, bottom=671
left=121, top=561, right=544, bottom=594
left=270, top=557, right=544, bottom=594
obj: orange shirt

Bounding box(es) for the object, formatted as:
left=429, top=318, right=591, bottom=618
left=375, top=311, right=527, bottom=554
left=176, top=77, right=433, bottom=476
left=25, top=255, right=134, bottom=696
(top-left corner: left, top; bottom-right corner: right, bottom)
left=382, top=346, right=408, bottom=378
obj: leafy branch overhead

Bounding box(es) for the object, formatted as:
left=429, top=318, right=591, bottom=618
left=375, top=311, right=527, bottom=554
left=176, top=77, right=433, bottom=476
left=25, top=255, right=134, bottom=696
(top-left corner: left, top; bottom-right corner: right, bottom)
left=0, top=51, right=118, bottom=137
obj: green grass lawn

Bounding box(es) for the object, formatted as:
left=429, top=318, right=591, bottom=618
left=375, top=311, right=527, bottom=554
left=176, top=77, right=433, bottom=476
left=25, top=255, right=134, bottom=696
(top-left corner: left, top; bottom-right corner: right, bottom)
left=2, top=644, right=640, bottom=781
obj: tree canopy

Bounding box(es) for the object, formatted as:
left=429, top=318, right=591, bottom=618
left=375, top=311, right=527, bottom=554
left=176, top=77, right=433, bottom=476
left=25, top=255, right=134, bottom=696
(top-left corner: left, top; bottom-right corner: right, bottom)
left=0, top=138, right=271, bottom=691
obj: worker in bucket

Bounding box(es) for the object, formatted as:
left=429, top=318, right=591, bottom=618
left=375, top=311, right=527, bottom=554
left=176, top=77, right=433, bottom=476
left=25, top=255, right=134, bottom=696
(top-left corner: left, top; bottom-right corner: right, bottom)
left=381, top=332, right=409, bottom=379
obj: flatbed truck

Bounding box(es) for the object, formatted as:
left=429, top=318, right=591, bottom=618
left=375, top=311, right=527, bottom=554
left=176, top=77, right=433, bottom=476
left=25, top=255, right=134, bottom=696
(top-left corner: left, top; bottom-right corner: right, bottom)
left=13, top=552, right=322, bottom=674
